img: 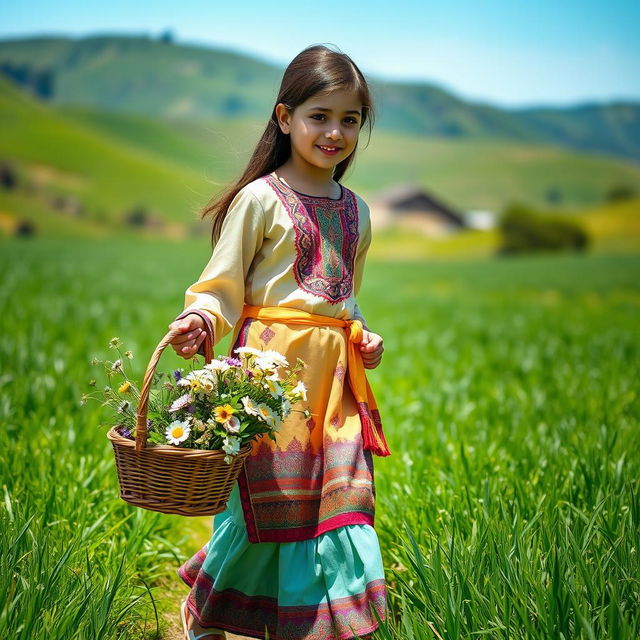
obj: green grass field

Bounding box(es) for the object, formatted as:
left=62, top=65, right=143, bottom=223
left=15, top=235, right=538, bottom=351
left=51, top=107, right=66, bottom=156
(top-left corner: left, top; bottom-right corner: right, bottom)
left=1, top=234, right=638, bottom=638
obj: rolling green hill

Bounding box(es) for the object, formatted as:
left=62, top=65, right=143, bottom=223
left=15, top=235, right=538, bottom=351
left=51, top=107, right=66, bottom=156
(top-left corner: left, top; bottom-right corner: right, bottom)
left=1, top=34, right=639, bottom=161
left=0, top=77, right=210, bottom=229
left=1, top=74, right=639, bottom=246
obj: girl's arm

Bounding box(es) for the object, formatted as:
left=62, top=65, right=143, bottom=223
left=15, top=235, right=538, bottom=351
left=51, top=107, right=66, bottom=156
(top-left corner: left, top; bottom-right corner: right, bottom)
left=352, top=200, right=372, bottom=331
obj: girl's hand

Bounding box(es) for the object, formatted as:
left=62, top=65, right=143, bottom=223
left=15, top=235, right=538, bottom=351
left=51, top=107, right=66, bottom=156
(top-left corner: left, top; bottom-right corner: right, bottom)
left=359, top=329, right=384, bottom=369
left=168, top=314, right=207, bottom=359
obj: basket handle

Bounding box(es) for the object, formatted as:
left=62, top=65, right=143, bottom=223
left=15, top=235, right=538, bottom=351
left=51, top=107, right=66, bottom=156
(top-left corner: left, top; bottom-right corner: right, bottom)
left=135, top=325, right=214, bottom=451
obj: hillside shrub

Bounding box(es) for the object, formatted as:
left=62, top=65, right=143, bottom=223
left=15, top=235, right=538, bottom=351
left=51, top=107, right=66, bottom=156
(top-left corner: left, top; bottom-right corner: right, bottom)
left=497, top=202, right=589, bottom=255
left=605, top=184, right=637, bottom=203
left=0, top=162, right=17, bottom=190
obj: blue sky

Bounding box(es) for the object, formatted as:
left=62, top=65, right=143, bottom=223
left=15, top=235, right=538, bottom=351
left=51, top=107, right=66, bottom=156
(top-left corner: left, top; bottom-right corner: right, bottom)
left=1, top=0, right=639, bottom=108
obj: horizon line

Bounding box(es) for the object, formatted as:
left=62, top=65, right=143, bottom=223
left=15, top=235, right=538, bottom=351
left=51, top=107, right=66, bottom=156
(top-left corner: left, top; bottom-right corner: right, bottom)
left=1, top=29, right=639, bottom=111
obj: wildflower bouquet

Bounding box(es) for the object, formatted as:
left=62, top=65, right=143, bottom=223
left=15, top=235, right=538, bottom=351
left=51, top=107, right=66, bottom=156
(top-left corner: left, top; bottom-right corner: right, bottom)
left=84, top=337, right=309, bottom=464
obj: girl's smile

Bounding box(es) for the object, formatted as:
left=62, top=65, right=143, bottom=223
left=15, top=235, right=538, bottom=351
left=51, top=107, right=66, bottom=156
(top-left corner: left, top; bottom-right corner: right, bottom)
left=275, top=89, right=363, bottom=192
left=316, top=144, right=342, bottom=155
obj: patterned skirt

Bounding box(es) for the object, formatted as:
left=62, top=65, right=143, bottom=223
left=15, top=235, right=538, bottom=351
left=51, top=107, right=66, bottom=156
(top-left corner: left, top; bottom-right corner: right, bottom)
left=177, top=314, right=388, bottom=639
left=178, top=482, right=386, bottom=639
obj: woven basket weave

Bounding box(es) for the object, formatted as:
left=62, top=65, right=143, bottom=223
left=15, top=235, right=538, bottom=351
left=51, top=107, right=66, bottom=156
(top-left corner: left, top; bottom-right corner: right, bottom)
left=107, top=325, right=251, bottom=517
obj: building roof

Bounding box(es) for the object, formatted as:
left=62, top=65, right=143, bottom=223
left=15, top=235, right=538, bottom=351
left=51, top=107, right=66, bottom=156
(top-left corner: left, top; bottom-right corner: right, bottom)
left=372, top=184, right=465, bottom=226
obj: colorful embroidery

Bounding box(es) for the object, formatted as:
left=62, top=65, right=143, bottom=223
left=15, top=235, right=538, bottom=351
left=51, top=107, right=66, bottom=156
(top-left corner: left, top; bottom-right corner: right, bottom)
left=263, top=174, right=360, bottom=304
left=178, top=556, right=387, bottom=640
left=260, top=326, right=276, bottom=344
left=334, top=362, right=346, bottom=382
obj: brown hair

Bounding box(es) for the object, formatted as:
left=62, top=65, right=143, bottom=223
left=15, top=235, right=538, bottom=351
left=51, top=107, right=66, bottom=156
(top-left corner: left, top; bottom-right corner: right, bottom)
left=200, top=43, right=376, bottom=245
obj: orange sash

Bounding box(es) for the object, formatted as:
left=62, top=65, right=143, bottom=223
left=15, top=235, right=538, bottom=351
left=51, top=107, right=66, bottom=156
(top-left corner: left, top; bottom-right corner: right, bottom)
left=239, top=304, right=391, bottom=457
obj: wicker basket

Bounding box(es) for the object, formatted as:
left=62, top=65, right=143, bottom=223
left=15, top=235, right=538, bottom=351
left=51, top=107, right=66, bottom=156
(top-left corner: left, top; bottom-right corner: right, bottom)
left=107, top=325, right=252, bottom=517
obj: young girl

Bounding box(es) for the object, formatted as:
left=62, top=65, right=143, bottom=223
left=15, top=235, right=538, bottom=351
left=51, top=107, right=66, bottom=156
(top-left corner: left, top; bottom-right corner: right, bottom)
left=168, top=44, right=390, bottom=640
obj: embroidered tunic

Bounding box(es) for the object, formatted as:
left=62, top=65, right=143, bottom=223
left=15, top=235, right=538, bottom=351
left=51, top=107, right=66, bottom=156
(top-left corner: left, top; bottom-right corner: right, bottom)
left=176, top=171, right=388, bottom=639
left=179, top=172, right=370, bottom=339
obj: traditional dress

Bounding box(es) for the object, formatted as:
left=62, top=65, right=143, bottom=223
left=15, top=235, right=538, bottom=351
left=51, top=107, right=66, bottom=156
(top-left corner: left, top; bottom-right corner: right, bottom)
left=175, top=171, right=390, bottom=640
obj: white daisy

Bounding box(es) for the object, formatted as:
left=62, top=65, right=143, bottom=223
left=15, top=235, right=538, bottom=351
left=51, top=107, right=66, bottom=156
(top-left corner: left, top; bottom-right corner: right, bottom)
left=292, top=381, right=307, bottom=401
left=264, top=369, right=281, bottom=382
left=263, top=378, right=283, bottom=398
left=261, top=350, right=289, bottom=367
left=256, top=403, right=278, bottom=428
left=253, top=356, right=277, bottom=372
left=165, top=420, right=191, bottom=445
left=225, top=415, right=241, bottom=433
left=234, top=346, right=263, bottom=357
left=241, top=395, right=261, bottom=417
left=180, top=370, right=211, bottom=393
left=204, top=359, right=231, bottom=372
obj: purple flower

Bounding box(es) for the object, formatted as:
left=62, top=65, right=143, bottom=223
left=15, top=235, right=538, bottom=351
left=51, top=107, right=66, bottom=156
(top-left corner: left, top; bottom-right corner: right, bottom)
left=169, top=393, right=192, bottom=413
left=118, top=425, right=132, bottom=439
left=173, top=370, right=182, bottom=382
left=224, top=357, right=242, bottom=367
left=245, top=369, right=254, bottom=379
left=186, top=404, right=196, bottom=414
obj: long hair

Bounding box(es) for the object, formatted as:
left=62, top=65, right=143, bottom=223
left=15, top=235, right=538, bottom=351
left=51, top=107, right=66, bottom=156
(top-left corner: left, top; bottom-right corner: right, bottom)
left=201, top=43, right=376, bottom=245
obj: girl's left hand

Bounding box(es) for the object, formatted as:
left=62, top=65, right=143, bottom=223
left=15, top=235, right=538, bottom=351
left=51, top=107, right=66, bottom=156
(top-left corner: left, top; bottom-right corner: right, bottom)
left=359, top=329, right=384, bottom=369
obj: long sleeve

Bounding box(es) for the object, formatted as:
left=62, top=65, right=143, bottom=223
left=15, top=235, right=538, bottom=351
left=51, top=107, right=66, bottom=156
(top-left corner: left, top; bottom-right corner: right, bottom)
left=352, top=204, right=372, bottom=330
left=175, top=186, right=266, bottom=348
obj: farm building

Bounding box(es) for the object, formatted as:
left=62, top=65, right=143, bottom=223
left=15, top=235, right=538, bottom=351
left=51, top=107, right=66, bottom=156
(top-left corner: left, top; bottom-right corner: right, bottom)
left=369, top=184, right=467, bottom=236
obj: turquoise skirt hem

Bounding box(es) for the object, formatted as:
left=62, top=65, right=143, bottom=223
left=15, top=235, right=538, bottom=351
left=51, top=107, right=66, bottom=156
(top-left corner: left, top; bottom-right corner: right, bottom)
left=178, top=482, right=387, bottom=639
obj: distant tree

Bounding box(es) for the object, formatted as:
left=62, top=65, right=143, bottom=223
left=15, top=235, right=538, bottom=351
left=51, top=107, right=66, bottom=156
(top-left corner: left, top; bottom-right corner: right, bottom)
left=545, top=186, right=562, bottom=205
left=220, top=94, right=245, bottom=116
left=605, top=184, right=637, bottom=203
left=122, top=205, right=164, bottom=230
left=123, top=205, right=150, bottom=227
left=50, top=194, right=84, bottom=216
left=442, top=121, right=464, bottom=136
left=33, top=69, right=54, bottom=99
left=0, top=62, right=28, bottom=85
left=497, top=202, right=589, bottom=255
left=159, top=29, right=175, bottom=44
left=15, top=219, right=36, bottom=237
left=0, top=62, right=55, bottom=99
left=0, top=163, right=17, bottom=190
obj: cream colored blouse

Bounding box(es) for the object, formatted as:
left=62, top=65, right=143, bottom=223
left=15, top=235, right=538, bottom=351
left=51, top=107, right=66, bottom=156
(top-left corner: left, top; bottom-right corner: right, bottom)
left=177, top=171, right=371, bottom=348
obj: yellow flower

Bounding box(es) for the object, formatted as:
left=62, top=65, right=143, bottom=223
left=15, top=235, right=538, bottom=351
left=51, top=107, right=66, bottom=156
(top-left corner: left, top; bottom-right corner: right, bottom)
left=118, top=381, right=132, bottom=394
left=214, top=404, right=237, bottom=423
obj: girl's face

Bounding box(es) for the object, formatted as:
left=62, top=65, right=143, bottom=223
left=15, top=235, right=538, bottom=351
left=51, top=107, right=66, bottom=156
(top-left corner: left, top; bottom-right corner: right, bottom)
left=276, top=89, right=363, bottom=177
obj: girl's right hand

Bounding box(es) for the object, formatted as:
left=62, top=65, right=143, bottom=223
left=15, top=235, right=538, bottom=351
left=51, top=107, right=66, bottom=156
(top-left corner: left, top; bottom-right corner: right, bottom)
left=168, top=314, right=207, bottom=359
